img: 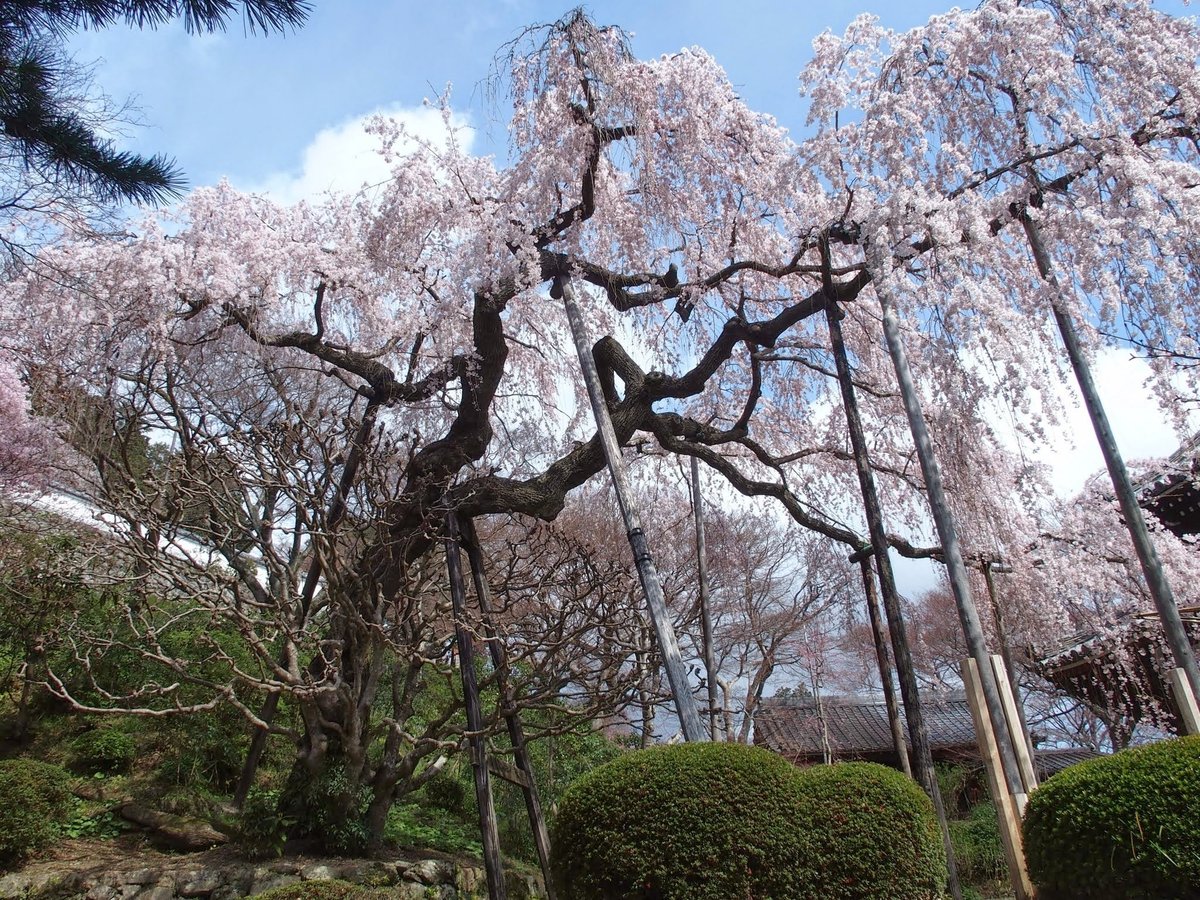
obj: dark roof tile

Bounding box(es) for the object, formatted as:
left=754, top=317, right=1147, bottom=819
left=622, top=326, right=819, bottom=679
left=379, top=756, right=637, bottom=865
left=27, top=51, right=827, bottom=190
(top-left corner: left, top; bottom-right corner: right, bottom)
left=754, top=693, right=977, bottom=756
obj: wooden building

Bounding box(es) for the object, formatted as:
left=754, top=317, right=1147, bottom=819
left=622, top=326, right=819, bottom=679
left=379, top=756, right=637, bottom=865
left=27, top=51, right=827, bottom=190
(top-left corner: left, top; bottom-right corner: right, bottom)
left=754, top=693, right=1096, bottom=781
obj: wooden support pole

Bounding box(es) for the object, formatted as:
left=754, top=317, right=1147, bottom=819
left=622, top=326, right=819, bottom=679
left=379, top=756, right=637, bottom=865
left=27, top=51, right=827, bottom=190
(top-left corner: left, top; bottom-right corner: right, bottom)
left=964, top=659, right=1035, bottom=900
left=445, top=514, right=507, bottom=900
left=858, top=557, right=911, bottom=778
left=1171, top=667, right=1200, bottom=736
left=458, top=517, right=558, bottom=900
left=690, top=456, right=722, bottom=740
left=990, top=655, right=1038, bottom=793
left=824, top=297, right=962, bottom=899
left=983, top=562, right=1039, bottom=780
left=876, top=286, right=1027, bottom=803
left=557, top=274, right=706, bottom=742
left=1020, top=211, right=1200, bottom=711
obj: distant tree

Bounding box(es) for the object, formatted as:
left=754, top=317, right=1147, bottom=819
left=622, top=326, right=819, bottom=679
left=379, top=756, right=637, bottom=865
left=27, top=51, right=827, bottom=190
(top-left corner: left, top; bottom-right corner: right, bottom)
left=704, top=511, right=849, bottom=743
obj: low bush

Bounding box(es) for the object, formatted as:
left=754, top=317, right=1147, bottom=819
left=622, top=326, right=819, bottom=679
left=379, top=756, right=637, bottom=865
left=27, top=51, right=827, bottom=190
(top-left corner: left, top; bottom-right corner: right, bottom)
left=153, top=714, right=247, bottom=790
left=948, top=801, right=1007, bottom=885
left=385, top=802, right=482, bottom=856
left=550, top=743, right=946, bottom=900
left=69, top=727, right=136, bottom=775
left=247, top=881, right=392, bottom=900
left=0, top=759, right=75, bottom=864
left=230, top=788, right=293, bottom=860
left=1022, top=735, right=1200, bottom=899
left=280, top=761, right=372, bottom=857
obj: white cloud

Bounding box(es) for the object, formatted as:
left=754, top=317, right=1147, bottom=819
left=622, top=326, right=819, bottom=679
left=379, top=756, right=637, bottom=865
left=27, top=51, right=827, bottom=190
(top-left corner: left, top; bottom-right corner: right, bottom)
left=241, top=104, right=474, bottom=206
left=1026, top=348, right=1194, bottom=498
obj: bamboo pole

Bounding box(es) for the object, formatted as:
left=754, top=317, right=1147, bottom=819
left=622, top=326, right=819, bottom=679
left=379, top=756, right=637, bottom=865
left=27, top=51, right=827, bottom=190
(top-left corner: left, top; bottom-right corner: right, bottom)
left=557, top=274, right=706, bottom=742
left=690, top=456, right=722, bottom=740
left=445, top=514, right=507, bottom=900
left=1020, top=211, right=1200, bottom=724
left=876, top=287, right=1027, bottom=802
left=824, top=298, right=963, bottom=900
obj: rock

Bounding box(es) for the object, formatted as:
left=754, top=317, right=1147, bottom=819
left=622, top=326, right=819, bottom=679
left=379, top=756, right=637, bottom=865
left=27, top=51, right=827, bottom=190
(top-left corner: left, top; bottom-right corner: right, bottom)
left=407, top=858, right=450, bottom=885
left=299, top=863, right=338, bottom=881
left=247, top=872, right=300, bottom=896
left=456, top=864, right=484, bottom=897
left=176, top=869, right=223, bottom=896
left=119, top=805, right=227, bottom=852
left=132, top=880, right=176, bottom=900
left=0, top=846, right=547, bottom=899
left=123, top=868, right=163, bottom=886
left=33, top=872, right=75, bottom=896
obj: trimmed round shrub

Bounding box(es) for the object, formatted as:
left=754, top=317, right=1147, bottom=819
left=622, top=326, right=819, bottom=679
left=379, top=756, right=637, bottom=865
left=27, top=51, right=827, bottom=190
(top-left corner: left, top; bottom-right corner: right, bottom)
left=551, top=742, right=809, bottom=899
left=792, top=762, right=947, bottom=899
left=1023, top=735, right=1200, bottom=899
left=550, top=744, right=947, bottom=900
left=0, top=759, right=75, bottom=864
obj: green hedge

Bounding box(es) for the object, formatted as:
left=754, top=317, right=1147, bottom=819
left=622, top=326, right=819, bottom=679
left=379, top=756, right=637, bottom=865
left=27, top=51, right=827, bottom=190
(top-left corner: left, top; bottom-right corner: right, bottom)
left=1023, top=736, right=1200, bottom=899
left=550, top=743, right=946, bottom=899
left=0, top=759, right=75, bottom=864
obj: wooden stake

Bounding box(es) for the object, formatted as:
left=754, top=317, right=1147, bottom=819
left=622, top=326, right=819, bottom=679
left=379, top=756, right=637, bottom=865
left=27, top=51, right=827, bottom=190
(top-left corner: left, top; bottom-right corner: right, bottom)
left=964, top=659, right=1034, bottom=900
left=990, top=655, right=1038, bottom=793
left=557, top=274, right=705, bottom=742
left=690, top=456, right=722, bottom=740
left=1171, top=667, right=1200, bottom=736
left=445, top=514, right=507, bottom=900
left=982, top=561, right=1039, bottom=775
left=458, top=517, right=558, bottom=900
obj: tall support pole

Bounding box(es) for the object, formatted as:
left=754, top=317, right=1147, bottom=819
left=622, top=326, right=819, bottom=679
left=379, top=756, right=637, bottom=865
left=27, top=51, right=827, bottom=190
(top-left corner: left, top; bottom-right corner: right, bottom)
left=1021, top=212, right=1200, bottom=719
left=557, top=274, right=706, bottom=742
left=690, top=456, right=722, bottom=740
left=858, top=558, right=911, bottom=779
left=458, top=517, right=558, bottom=900
left=876, top=287, right=1027, bottom=803
left=445, top=514, right=507, bottom=900
left=824, top=299, right=963, bottom=900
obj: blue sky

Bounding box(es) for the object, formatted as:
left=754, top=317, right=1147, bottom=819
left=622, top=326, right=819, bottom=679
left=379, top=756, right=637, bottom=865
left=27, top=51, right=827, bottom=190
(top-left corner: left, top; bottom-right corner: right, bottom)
left=64, top=0, right=1196, bottom=497
left=67, top=2, right=949, bottom=189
